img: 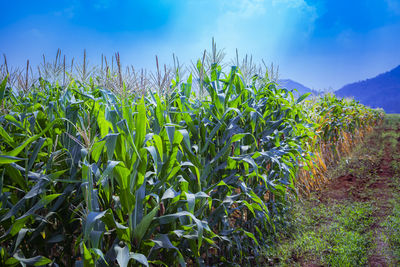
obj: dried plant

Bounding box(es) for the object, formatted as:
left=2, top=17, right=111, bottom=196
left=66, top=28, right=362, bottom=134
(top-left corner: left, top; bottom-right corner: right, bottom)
left=262, top=60, right=280, bottom=82
left=0, top=40, right=280, bottom=98
left=15, top=60, right=37, bottom=93
left=38, top=49, right=65, bottom=84
left=205, top=37, right=227, bottom=70
left=149, top=56, right=173, bottom=97
left=231, top=49, right=259, bottom=86
left=74, top=49, right=98, bottom=83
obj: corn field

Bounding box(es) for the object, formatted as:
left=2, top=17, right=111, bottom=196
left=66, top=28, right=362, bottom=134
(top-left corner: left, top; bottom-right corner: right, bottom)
left=0, top=49, right=383, bottom=266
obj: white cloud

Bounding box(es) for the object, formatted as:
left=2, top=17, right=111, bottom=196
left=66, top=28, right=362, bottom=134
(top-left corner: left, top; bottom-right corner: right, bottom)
left=204, top=0, right=318, bottom=58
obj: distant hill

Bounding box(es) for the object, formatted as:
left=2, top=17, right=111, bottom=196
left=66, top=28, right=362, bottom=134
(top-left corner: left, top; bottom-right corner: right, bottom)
left=278, top=79, right=319, bottom=96
left=335, top=65, right=400, bottom=113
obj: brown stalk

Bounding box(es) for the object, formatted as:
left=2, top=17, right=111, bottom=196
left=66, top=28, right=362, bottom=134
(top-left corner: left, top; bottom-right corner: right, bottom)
left=83, top=49, right=87, bottom=81
left=115, top=52, right=123, bottom=90
left=63, top=55, right=66, bottom=86
left=3, top=54, right=9, bottom=76
left=101, top=54, right=104, bottom=72
left=25, top=60, right=29, bottom=91
left=71, top=58, right=74, bottom=74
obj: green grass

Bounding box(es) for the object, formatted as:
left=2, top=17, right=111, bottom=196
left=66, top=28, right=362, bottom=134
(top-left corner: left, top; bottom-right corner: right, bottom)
left=382, top=114, right=400, bottom=263
left=382, top=198, right=400, bottom=261
left=384, top=114, right=400, bottom=128
left=270, top=201, right=374, bottom=266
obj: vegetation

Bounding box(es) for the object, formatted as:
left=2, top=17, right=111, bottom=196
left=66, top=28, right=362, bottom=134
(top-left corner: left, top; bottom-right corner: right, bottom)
left=271, top=114, right=400, bottom=266
left=271, top=199, right=374, bottom=266
left=0, top=48, right=382, bottom=266
left=382, top=198, right=400, bottom=261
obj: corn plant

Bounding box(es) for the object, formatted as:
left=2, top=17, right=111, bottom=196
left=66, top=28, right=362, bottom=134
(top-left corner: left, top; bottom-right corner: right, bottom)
left=0, top=49, right=382, bottom=266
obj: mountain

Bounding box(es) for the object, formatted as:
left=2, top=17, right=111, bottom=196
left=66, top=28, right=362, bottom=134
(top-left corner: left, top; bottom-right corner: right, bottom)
left=278, top=79, right=319, bottom=96
left=335, top=65, right=400, bottom=113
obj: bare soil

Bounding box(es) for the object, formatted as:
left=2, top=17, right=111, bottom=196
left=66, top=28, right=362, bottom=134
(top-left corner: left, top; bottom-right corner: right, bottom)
left=314, top=123, right=398, bottom=266
left=272, top=117, right=400, bottom=267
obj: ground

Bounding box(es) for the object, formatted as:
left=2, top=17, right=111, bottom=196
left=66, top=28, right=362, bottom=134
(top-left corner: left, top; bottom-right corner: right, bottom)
left=269, top=114, right=400, bottom=267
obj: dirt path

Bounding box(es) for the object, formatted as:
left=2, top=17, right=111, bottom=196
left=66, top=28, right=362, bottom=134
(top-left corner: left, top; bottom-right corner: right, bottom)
left=368, top=141, right=395, bottom=266
left=317, top=118, right=399, bottom=266
left=273, top=115, right=400, bottom=266
left=321, top=146, right=393, bottom=264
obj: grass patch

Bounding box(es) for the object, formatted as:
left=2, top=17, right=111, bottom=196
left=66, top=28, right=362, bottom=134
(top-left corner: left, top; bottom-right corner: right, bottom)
left=270, top=201, right=374, bottom=266
left=382, top=199, right=400, bottom=262
left=384, top=114, right=400, bottom=128
left=325, top=225, right=372, bottom=267
left=337, top=202, right=374, bottom=232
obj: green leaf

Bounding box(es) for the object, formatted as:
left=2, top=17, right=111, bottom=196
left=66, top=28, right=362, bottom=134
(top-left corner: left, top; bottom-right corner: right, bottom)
left=14, top=228, right=29, bottom=254
left=4, top=115, right=20, bottom=127
left=114, top=245, right=149, bottom=267
left=231, top=133, right=247, bottom=143
left=0, top=125, right=15, bottom=147
left=157, top=211, right=204, bottom=254
left=242, top=230, right=259, bottom=246
left=130, top=253, right=149, bottom=267
left=98, top=160, right=120, bottom=185
left=104, top=133, right=119, bottom=160
left=165, top=126, right=175, bottom=147
left=0, top=75, right=8, bottom=102
left=27, top=138, right=45, bottom=172
left=84, top=211, right=107, bottom=240
left=17, top=193, right=61, bottom=220
left=133, top=205, right=159, bottom=245
left=1, top=119, right=61, bottom=160
left=0, top=156, right=24, bottom=165
left=296, top=92, right=311, bottom=104
left=153, top=234, right=178, bottom=250
left=153, top=134, right=163, bottom=160
left=135, top=97, right=147, bottom=149
left=97, top=105, right=113, bottom=138
left=82, top=243, right=95, bottom=267
left=2, top=216, right=30, bottom=238
left=91, top=140, right=105, bottom=163
left=115, top=246, right=130, bottom=267
left=12, top=252, right=52, bottom=266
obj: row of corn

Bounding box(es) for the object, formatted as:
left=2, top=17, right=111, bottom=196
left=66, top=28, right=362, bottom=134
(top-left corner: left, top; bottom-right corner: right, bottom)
left=0, top=57, right=382, bottom=266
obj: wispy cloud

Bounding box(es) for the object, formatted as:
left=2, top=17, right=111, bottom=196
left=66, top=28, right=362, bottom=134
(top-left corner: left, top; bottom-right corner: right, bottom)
left=1, top=0, right=399, bottom=91
left=207, top=0, right=318, bottom=56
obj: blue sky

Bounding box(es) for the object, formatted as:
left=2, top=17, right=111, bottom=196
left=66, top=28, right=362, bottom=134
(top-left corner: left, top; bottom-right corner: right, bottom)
left=1, top=0, right=400, bottom=90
